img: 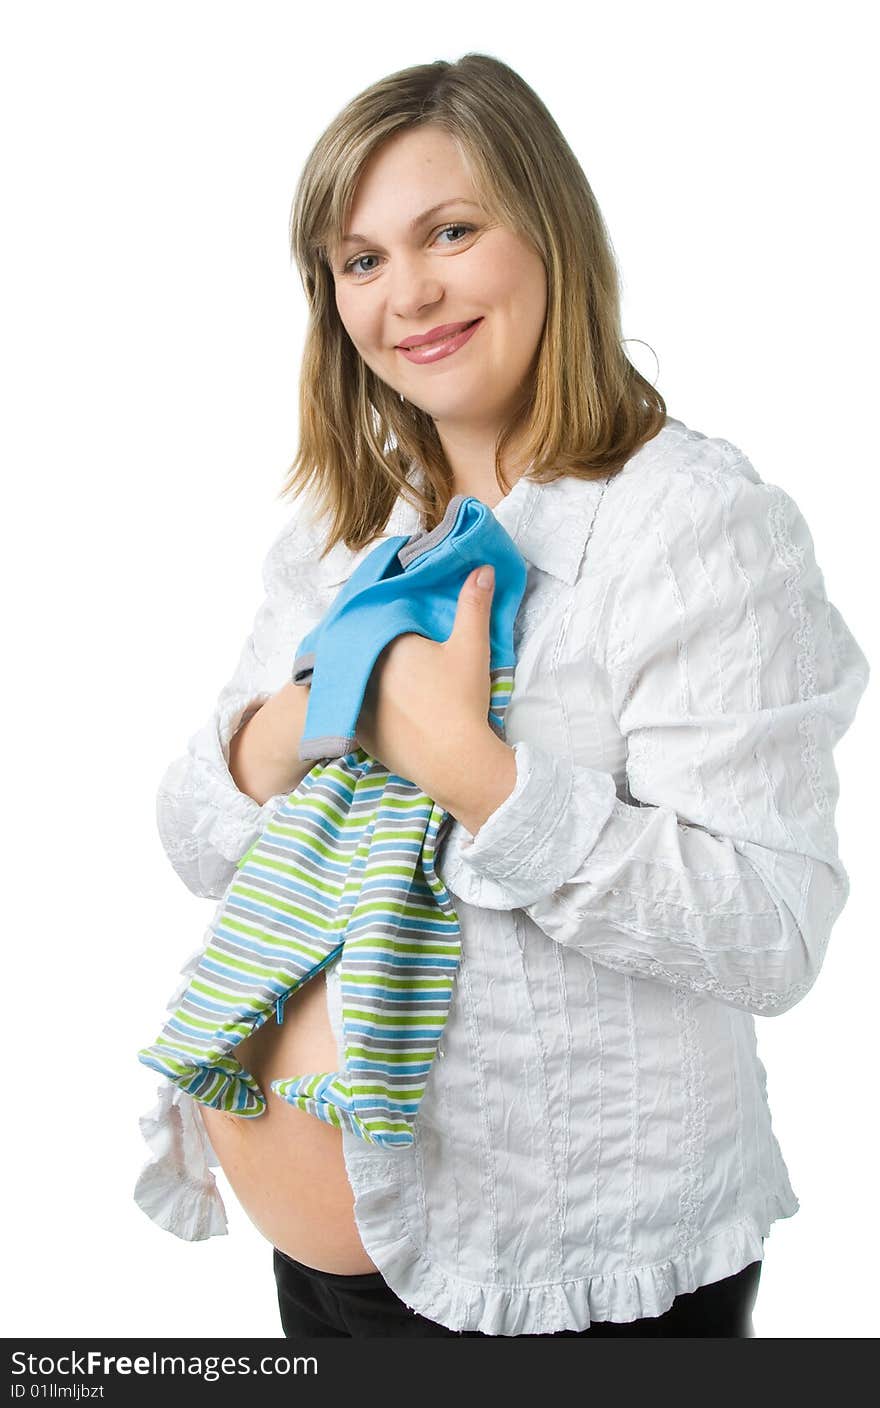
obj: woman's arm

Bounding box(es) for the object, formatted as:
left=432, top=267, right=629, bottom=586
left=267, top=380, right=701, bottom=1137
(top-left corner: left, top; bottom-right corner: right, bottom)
left=439, top=460, right=871, bottom=1016
left=227, top=682, right=312, bottom=805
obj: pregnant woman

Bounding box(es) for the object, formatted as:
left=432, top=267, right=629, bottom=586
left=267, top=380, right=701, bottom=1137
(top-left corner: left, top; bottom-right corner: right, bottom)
left=135, top=52, right=869, bottom=1337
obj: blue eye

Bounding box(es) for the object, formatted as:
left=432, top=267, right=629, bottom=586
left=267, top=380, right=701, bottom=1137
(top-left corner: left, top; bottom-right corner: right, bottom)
left=342, top=223, right=474, bottom=279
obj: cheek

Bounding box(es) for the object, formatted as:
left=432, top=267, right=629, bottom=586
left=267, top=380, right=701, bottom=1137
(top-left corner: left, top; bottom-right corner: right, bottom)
left=481, top=236, right=545, bottom=309
left=512, top=265, right=548, bottom=354
left=334, top=294, right=358, bottom=341
left=335, top=286, right=368, bottom=339
left=515, top=256, right=547, bottom=320
left=338, top=302, right=383, bottom=356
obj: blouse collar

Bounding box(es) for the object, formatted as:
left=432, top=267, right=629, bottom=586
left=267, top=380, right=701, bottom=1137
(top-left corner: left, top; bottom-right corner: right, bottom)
left=392, top=460, right=611, bottom=586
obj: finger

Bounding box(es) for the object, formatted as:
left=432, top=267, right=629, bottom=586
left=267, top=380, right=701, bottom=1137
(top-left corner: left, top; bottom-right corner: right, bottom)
left=450, top=566, right=494, bottom=648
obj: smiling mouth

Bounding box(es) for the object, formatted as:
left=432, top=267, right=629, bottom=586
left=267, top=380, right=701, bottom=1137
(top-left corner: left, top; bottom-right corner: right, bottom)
left=397, top=319, right=480, bottom=350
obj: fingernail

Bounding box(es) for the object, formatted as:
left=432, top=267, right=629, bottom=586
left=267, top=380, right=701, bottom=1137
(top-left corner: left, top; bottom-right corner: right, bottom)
left=476, top=565, right=494, bottom=589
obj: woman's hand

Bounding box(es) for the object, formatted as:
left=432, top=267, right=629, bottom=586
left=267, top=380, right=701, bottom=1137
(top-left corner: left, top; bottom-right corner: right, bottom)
left=354, top=564, right=517, bottom=833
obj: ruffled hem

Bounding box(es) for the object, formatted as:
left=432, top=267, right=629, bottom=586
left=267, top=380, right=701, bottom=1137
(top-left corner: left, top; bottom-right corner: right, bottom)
left=345, top=1152, right=799, bottom=1335
left=133, top=1080, right=229, bottom=1241
left=134, top=940, right=229, bottom=1241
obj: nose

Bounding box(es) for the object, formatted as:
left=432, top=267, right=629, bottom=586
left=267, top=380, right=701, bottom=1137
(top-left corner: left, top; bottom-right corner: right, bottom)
left=388, top=249, right=444, bottom=327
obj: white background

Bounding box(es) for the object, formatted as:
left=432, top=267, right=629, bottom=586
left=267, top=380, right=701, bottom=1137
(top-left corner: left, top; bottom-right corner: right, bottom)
left=3, top=0, right=876, bottom=1339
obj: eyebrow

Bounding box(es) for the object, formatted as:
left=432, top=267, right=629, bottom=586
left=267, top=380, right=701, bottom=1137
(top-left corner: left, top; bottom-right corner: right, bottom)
left=339, top=198, right=481, bottom=247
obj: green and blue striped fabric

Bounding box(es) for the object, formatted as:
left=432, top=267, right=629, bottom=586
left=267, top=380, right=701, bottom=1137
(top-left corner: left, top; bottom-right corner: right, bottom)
left=137, top=666, right=514, bottom=1149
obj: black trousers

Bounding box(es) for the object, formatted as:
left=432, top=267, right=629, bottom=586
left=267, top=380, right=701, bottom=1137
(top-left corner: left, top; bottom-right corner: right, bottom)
left=273, top=1246, right=763, bottom=1338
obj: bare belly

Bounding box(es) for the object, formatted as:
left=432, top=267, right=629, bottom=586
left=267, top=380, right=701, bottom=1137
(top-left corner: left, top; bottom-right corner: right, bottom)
left=197, top=973, right=380, bottom=1275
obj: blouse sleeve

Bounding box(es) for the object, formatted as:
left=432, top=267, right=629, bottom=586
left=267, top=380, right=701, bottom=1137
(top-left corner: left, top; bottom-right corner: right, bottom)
left=440, top=461, right=871, bottom=1016
left=155, top=503, right=328, bottom=900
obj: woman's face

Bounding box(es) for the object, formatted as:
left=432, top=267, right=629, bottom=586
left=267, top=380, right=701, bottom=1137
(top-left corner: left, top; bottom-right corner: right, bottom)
left=329, top=125, right=547, bottom=442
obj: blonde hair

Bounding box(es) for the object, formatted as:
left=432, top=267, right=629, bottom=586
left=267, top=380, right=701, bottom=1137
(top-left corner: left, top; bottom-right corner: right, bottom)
left=280, top=51, right=666, bottom=557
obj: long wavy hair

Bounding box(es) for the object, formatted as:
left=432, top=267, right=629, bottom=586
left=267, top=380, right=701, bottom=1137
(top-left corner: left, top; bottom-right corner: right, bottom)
left=280, top=52, right=666, bottom=558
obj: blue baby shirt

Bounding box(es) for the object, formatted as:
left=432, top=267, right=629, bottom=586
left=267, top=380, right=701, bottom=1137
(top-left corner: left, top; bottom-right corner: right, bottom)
left=292, top=493, right=528, bottom=762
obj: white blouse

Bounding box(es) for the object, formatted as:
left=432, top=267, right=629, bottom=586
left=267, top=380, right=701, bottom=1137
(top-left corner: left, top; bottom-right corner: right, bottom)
left=134, top=414, right=870, bottom=1334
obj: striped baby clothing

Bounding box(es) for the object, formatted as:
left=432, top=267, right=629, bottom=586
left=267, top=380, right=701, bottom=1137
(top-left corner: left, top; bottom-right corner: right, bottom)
left=137, top=495, right=527, bottom=1148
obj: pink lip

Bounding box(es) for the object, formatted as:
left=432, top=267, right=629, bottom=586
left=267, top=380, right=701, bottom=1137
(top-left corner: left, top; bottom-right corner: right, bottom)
left=397, top=320, right=478, bottom=348
left=396, top=318, right=483, bottom=364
